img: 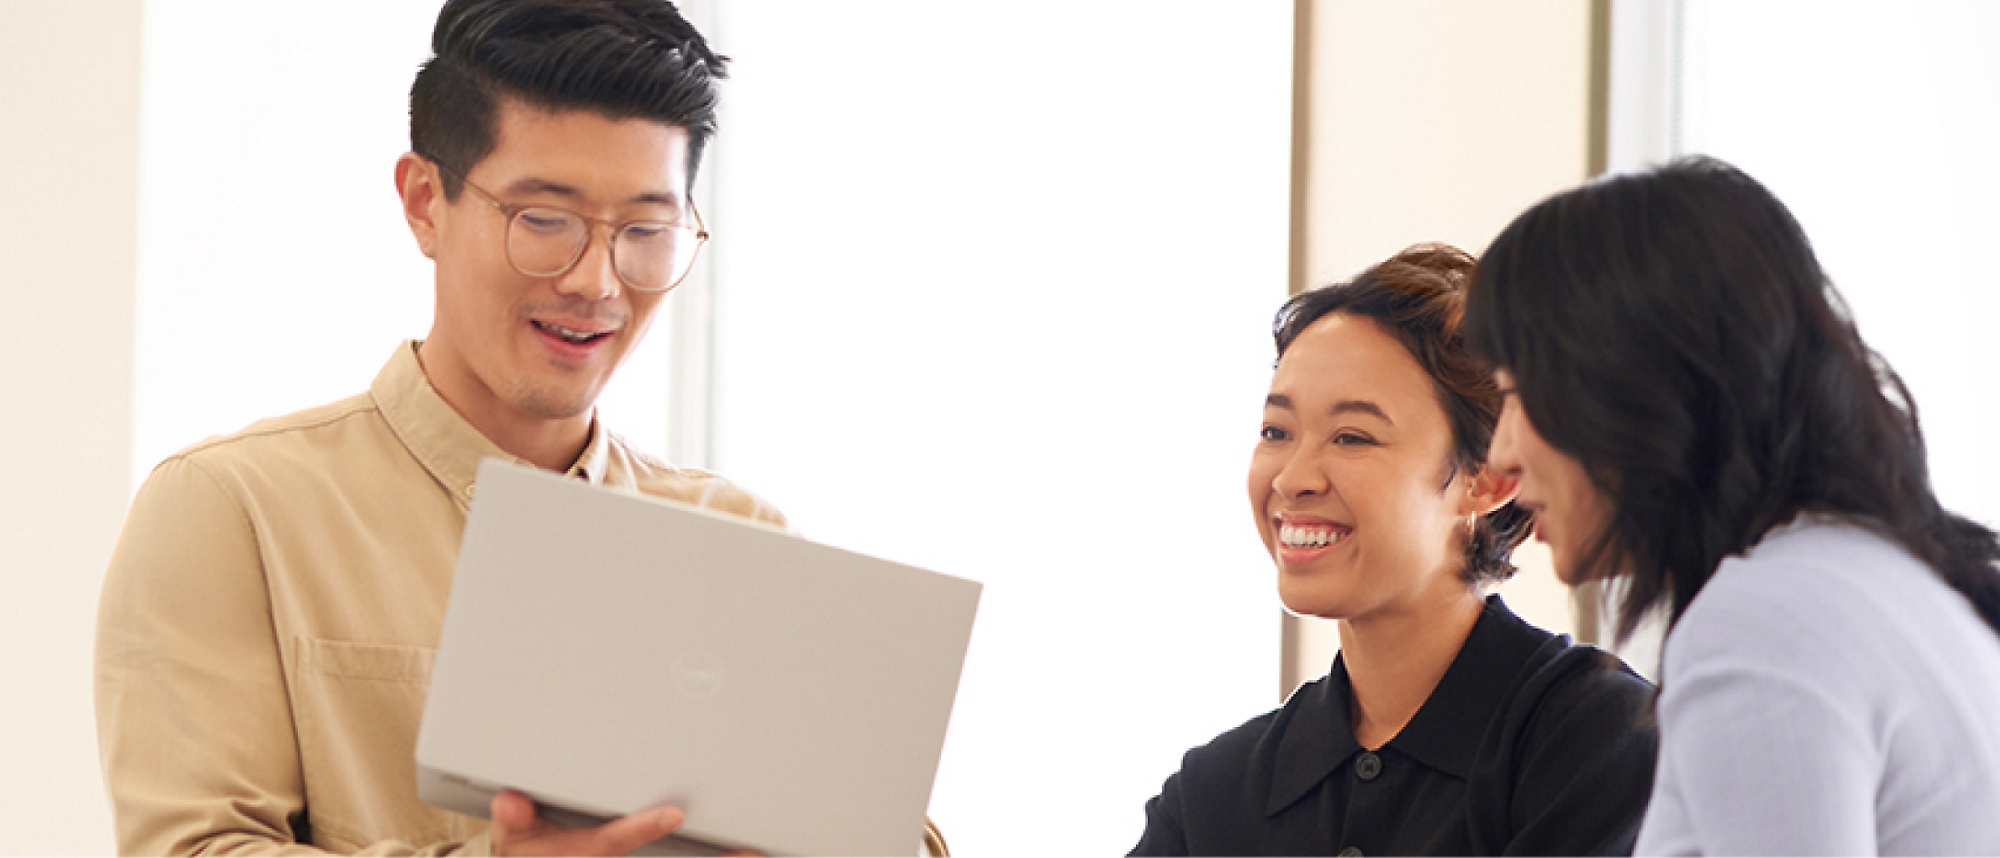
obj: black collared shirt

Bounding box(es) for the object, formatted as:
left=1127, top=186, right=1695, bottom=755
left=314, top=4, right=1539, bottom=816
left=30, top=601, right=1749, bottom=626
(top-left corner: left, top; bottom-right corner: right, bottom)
left=1130, top=596, right=1657, bottom=856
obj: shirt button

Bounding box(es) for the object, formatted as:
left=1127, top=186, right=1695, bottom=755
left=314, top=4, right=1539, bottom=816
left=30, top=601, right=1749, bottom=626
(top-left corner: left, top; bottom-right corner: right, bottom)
left=1354, top=751, right=1383, bottom=782
left=1338, top=847, right=1363, bottom=857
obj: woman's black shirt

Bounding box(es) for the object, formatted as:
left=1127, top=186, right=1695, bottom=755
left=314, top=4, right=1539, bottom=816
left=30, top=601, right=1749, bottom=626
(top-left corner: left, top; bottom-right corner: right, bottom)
left=1129, top=596, right=1657, bottom=856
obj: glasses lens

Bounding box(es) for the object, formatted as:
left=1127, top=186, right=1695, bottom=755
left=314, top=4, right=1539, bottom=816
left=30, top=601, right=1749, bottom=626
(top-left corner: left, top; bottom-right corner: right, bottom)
left=506, top=208, right=587, bottom=277
left=614, top=223, right=702, bottom=292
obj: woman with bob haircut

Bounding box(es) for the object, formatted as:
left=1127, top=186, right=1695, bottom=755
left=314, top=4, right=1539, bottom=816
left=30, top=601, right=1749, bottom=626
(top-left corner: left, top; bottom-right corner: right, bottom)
left=1129, top=244, right=1658, bottom=856
left=1466, top=156, right=2000, bottom=855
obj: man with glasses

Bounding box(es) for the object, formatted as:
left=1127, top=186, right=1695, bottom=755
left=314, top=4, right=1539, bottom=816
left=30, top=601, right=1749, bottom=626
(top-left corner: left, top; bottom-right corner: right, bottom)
left=95, top=1, right=781, bottom=854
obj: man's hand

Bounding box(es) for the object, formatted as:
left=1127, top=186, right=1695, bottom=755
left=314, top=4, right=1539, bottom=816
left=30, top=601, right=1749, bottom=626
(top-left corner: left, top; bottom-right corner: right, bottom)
left=489, top=789, right=684, bottom=856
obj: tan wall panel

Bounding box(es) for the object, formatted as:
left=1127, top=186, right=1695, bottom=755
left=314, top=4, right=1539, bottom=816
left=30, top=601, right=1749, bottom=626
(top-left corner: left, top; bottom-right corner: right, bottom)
left=1299, top=0, right=1593, bottom=284
left=0, top=0, right=140, bottom=852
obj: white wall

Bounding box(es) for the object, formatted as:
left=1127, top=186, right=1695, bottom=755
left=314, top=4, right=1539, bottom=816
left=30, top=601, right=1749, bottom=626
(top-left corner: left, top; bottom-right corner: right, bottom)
left=705, top=3, right=1291, bottom=854
left=0, top=2, right=138, bottom=852
left=132, top=1, right=437, bottom=480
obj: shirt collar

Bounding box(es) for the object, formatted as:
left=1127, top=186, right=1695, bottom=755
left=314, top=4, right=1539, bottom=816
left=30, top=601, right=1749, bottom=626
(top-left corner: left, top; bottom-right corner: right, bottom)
left=1389, top=595, right=1552, bottom=778
left=1263, top=594, right=1554, bottom=816
left=1265, top=658, right=1364, bottom=816
left=571, top=423, right=611, bottom=484
left=371, top=340, right=610, bottom=508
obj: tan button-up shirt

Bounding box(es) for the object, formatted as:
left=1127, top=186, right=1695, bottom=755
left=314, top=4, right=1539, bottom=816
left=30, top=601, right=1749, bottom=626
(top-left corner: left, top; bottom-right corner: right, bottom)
left=96, top=341, right=785, bottom=856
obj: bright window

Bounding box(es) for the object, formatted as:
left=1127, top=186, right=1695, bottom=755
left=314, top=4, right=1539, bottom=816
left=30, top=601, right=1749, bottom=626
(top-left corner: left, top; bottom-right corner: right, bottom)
left=705, top=3, right=1293, bottom=853
left=1673, top=0, right=2000, bottom=531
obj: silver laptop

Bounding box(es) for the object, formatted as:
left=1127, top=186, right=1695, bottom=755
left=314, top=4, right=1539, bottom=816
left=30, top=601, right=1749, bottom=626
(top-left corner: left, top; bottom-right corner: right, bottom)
left=416, top=459, right=981, bottom=856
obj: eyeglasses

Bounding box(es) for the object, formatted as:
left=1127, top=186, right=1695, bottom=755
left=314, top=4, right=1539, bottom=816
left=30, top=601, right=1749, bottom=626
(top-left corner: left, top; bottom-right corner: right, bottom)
left=431, top=159, right=708, bottom=293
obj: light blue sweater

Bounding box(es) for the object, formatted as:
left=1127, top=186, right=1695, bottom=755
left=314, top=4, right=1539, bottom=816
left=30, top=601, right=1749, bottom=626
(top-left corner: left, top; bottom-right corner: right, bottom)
left=1636, top=516, right=2000, bottom=855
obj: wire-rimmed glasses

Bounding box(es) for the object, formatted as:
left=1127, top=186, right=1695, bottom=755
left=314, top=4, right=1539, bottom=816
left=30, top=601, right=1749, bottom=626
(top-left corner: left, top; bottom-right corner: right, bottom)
left=429, top=158, right=707, bottom=293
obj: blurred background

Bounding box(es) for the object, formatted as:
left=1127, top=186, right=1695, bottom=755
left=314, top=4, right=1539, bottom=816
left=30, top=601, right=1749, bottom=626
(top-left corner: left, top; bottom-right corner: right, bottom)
left=2, top=0, right=1994, bottom=853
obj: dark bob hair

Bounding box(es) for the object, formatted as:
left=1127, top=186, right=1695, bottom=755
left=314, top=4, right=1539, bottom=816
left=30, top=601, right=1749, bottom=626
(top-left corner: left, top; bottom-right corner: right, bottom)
left=1464, top=155, right=2000, bottom=640
left=410, top=0, right=728, bottom=199
left=1275, top=243, right=1535, bottom=584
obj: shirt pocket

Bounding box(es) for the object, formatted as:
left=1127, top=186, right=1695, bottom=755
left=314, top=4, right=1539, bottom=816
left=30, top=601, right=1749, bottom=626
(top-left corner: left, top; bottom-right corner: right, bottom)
left=293, top=636, right=484, bottom=851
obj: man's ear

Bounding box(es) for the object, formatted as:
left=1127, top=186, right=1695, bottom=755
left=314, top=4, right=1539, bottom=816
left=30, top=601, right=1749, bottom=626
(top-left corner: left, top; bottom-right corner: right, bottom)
left=394, top=152, right=442, bottom=259
left=1459, top=465, right=1521, bottom=518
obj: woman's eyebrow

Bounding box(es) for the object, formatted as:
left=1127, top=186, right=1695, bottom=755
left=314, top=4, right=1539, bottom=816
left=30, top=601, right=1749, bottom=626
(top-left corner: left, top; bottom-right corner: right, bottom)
left=1331, top=400, right=1394, bottom=425
left=1263, top=395, right=1394, bottom=426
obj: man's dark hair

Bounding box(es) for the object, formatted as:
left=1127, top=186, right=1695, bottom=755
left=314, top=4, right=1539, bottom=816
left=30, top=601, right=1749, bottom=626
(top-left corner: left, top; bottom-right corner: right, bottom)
left=1273, top=243, right=1535, bottom=585
left=1464, top=156, right=2000, bottom=642
left=409, top=0, right=728, bottom=199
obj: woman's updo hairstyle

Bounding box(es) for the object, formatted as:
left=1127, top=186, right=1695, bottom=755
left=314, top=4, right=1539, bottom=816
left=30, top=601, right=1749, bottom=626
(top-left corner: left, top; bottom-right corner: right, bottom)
left=1273, top=243, right=1533, bottom=584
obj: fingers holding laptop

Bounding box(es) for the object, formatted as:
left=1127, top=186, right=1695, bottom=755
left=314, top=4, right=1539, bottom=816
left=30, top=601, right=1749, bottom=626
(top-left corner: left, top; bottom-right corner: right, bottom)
left=489, top=789, right=685, bottom=856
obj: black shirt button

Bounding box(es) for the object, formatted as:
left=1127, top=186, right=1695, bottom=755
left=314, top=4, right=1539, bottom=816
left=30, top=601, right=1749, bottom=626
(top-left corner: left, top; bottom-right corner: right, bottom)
left=1338, top=847, right=1363, bottom=857
left=1354, top=751, right=1383, bottom=782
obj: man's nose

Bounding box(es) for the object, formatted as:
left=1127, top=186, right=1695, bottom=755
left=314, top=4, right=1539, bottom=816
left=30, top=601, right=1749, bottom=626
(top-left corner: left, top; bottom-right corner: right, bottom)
left=555, top=228, right=621, bottom=301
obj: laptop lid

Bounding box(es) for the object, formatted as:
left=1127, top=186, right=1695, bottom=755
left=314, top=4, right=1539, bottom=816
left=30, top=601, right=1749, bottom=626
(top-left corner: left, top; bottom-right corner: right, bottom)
left=416, top=459, right=981, bottom=856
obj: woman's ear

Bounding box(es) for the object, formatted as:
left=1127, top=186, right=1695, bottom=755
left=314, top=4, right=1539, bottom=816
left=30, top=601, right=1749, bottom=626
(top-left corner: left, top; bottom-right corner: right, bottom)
left=394, top=152, right=442, bottom=259
left=1460, top=465, right=1521, bottom=518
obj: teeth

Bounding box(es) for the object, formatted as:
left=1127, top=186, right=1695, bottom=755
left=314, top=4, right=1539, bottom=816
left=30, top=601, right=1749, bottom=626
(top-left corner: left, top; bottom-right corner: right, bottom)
left=1279, top=524, right=1345, bottom=549
left=538, top=322, right=601, bottom=344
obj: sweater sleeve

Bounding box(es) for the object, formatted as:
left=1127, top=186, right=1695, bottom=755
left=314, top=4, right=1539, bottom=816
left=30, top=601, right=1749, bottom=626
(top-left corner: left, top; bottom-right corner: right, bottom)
left=1635, top=586, right=1879, bottom=856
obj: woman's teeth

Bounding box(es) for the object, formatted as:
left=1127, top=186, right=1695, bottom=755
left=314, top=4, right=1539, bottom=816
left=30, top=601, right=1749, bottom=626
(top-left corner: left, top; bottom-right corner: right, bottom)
left=1279, top=525, right=1347, bottom=548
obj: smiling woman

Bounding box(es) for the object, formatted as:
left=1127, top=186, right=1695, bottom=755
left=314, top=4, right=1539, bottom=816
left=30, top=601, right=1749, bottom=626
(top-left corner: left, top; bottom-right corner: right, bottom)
left=1253, top=313, right=1482, bottom=623
left=1128, top=244, right=1659, bottom=856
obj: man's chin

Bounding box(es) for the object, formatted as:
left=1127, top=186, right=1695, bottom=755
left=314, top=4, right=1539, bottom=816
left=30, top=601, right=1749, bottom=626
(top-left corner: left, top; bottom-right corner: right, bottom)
left=510, top=385, right=601, bottom=422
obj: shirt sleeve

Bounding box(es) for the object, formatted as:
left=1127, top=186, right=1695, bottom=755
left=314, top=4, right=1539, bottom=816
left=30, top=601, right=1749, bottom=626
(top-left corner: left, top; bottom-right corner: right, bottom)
left=1636, top=596, right=1878, bottom=856
left=95, top=456, right=487, bottom=857
left=1490, top=650, right=1660, bottom=856
left=1128, top=768, right=1192, bottom=856
left=695, top=474, right=790, bottom=533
